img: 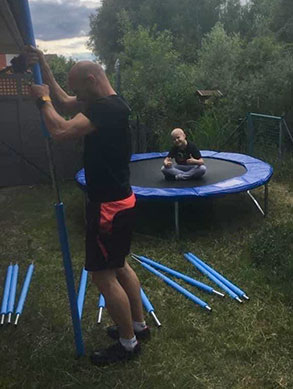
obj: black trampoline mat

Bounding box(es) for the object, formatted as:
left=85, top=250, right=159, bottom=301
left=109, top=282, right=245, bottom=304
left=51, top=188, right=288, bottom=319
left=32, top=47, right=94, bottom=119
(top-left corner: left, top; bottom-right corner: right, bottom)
left=130, top=157, right=247, bottom=188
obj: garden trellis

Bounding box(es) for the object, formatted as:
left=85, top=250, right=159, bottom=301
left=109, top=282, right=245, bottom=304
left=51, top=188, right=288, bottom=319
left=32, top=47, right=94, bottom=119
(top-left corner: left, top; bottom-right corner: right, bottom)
left=223, top=112, right=293, bottom=159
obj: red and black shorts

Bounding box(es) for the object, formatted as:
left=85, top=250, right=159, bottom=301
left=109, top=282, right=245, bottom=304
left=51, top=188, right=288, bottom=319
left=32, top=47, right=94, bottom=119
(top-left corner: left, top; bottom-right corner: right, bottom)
left=85, top=192, right=136, bottom=271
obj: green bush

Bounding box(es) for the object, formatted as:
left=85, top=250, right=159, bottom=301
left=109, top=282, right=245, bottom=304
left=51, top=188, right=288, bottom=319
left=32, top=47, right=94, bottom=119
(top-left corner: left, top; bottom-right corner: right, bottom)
left=249, top=221, right=293, bottom=304
left=250, top=222, right=293, bottom=271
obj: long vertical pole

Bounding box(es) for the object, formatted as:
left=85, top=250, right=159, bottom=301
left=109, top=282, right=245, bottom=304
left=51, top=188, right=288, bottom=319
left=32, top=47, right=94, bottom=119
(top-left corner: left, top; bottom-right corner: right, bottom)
left=7, top=263, right=19, bottom=323
left=20, top=0, right=84, bottom=357
left=278, top=120, right=283, bottom=161
left=0, top=263, right=13, bottom=325
left=247, top=113, right=254, bottom=155
left=264, top=183, right=269, bottom=217
left=282, top=119, right=293, bottom=145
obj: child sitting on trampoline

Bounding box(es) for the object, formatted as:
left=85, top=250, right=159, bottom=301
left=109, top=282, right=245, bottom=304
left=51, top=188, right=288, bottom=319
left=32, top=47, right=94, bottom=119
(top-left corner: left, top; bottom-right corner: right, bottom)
left=161, top=128, right=206, bottom=181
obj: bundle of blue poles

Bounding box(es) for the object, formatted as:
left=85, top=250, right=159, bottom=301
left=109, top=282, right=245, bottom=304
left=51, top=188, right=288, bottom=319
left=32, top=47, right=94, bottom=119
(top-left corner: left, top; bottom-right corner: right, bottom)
left=0, top=262, right=35, bottom=325
left=76, top=250, right=248, bottom=327
left=130, top=252, right=249, bottom=312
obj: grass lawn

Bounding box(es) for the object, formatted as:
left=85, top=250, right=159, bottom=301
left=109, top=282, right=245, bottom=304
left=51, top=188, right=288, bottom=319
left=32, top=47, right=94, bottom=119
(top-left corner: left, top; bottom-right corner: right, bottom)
left=0, top=166, right=292, bottom=388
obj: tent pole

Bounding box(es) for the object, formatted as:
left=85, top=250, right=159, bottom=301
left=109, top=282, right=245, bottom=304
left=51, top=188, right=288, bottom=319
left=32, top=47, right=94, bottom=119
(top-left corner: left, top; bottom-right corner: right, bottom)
left=20, top=0, right=84, bottom=357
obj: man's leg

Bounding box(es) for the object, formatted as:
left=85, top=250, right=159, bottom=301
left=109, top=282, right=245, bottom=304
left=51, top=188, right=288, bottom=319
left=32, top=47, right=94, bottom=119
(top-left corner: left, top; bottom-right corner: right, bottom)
left=116, top=261, right=144, bottom=323
left=90, top=268, right=144, bottom=366
left=92, top=269, right=134, bottom=339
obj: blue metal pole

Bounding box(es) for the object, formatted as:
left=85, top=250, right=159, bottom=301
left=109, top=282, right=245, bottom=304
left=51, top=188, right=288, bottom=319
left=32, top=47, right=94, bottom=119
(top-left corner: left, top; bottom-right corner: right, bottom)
left=1, top=263, right=13, bottom=325
left=55, top=204, right=84, bottom=356
left=14, top=263, right=34, bottom=325
left=7, top=264, right=19, bottom=323
left=20, top=0, right=49, bottom=137
left=184, top=254, right=242, bottom=303
left=133, top=254, right=224, bottom=297
left=187, top=252, right=249, bottom=300
left=20, top=0, right=84, bottom=357
left=97, top=294, right=105, bottom=324
left=140, top=287, right=161, bottom=327
left=133, top=257, right=211, bottom=311
left=77, top=268, right=88, bottom=320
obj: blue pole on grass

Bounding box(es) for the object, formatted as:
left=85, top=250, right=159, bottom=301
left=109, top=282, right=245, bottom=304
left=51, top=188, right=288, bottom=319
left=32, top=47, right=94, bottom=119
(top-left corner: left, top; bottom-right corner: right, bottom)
left=14, top=263, right=34, bottom=325
left=1, top=263, right=13, bottom=325
left=97, top=294, right=105, bottom=324
left=184, top=254, right=242, bottom=303
left=77, top=268, right=88, bottom=320
left=133, top=254, right=224, bottom=297
left=7, top=264, right=19, bottom=323
left=55, top=205, right=84, bottom=356
left=140, top=287, right=161, bottom=327
left=187, top=252, right=249, bottom=300
left=132, top=256, right=211, bottom=311
left=20, top=0, right=84, bottom=356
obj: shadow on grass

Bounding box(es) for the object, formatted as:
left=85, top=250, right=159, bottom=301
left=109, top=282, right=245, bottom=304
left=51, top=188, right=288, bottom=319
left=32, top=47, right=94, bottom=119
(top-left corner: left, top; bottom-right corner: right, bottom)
left=134, top=191, right=264, bottom=240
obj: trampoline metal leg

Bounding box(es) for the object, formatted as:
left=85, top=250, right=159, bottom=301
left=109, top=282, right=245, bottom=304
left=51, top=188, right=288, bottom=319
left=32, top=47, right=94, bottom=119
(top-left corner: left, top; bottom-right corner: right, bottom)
left=174, top=201, right=180, bottom=237
left=264, top=184, right=268, bottom=217
left=246, top=189, right=266, bottom=217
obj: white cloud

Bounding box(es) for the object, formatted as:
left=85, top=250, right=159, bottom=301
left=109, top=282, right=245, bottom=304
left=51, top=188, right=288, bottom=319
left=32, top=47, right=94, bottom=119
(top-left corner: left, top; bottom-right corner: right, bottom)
left=29, top=0, right=102, bottom=60
left=36, top=36, right=95, bottom=61
left=31, top=0, right=101, bottom=6
left=79, top=0, right=101, bottom=8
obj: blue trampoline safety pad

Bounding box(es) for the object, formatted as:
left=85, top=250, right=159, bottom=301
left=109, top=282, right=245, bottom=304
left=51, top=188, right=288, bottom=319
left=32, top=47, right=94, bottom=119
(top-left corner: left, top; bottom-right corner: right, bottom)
left=75, top=151, right=273, bottom=200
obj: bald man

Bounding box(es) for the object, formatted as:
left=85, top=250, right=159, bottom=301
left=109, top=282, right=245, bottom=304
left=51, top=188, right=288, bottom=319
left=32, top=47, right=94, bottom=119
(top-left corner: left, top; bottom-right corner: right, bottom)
left=25, top=47, right=148, bottom=366
left=161, top=128, right=206, bottom=180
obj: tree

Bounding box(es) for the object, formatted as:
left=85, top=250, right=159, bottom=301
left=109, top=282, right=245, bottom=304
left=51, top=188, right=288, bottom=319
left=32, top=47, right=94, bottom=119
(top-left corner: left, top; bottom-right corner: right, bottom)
left=220, top=0, right=245, bottom=35
left=88, top=0, right=226, bottom=69
left=271, top=0, right=293, bottom=44
left=196, top=23, right=293, bottom=118
left=87, top=1, right=293, bottom=151
left=118, top=19, right=200, bottom=148
left=45, top=54, right=76, bottom=94
left=196, top=23, right=242, bottom=92
left=88, top=0, right=126, bottom=71
left=238, top=0, right=278, bottom=40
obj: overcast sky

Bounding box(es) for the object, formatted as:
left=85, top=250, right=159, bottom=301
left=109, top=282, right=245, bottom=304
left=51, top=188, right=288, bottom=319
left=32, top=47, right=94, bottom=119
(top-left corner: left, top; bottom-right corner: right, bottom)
left=30, top=0, right=101, bottom=60
left=29, top=0, right=249, bottom=60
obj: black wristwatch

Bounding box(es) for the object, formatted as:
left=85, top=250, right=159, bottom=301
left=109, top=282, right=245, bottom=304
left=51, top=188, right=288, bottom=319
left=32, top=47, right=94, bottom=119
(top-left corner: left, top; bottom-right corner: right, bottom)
left=36, top=95, right=51, bottom=110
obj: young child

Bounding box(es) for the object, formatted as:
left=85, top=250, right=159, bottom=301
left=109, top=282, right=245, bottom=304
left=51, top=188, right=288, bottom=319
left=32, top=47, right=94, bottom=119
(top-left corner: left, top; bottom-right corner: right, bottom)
left=161, top=128, right=206, bottom=181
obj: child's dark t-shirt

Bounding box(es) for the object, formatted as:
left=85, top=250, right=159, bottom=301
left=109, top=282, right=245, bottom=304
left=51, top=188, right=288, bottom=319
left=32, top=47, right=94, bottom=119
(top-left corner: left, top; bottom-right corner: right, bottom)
left=168, top=141, right=201, bottom=165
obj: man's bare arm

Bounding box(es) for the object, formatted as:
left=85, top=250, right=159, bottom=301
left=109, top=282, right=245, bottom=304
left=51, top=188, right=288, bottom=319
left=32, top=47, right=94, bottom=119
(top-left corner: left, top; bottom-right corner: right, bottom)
left=25, top=46, right=82, bottom=115
left=40, top=102, right=95, bottom=141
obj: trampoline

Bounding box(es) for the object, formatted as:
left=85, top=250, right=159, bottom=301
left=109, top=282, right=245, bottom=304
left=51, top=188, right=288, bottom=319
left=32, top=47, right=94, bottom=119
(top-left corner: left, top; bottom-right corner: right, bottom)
left=76, top=151, right=273, bottom=235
